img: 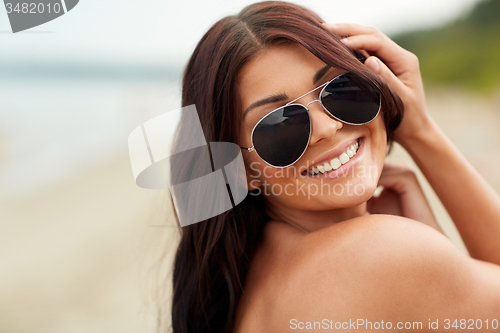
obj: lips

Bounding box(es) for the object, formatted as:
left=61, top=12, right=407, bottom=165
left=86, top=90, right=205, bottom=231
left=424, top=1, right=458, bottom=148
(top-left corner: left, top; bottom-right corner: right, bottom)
left=300, top=137, right=362, bottom=177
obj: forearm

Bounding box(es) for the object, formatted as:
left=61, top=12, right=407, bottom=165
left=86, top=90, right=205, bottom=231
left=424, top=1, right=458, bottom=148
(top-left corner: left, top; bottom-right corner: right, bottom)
left=400, top=117, right=500, bottom=264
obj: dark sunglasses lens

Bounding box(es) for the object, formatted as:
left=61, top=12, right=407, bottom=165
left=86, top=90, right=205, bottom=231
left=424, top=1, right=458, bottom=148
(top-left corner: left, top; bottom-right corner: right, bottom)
left=321, top=72, right=381, bottom=124
left=252, top=105, right=310, bottom=167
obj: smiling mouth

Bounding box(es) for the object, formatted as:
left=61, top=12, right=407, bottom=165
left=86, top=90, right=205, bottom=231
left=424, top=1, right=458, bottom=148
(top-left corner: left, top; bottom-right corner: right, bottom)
left=303, top=139, right=360, bottom=176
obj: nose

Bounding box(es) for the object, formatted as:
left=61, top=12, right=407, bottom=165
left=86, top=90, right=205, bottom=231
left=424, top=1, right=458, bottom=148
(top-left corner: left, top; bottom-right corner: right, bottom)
left=307, top=100, right=343, bottom=146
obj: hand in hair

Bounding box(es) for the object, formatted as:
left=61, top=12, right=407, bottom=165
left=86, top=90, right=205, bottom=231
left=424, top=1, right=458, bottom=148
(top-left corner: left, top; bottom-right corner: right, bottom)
left=323, top=23, right=429, bottom=148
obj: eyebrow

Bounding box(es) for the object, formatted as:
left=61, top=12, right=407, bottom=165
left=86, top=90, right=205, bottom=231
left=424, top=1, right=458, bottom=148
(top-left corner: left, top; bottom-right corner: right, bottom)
left=242, top=64, right=331, bottom=118
left=313, top=64, right=331, bottom=85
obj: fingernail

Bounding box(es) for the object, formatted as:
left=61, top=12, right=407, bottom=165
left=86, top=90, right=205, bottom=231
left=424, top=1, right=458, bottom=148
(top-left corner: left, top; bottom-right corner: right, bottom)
left=373, top=59, right=380, bottom=72
left=368, top=57, right=380, bottom=72
left=341, top=37, right=348, bottom=44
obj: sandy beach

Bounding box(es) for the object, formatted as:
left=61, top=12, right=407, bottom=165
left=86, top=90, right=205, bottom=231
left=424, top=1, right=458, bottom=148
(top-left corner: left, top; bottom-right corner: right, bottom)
left=0, top=89, right=499, bottom=332
left=0, top=151, right=178, bottom=333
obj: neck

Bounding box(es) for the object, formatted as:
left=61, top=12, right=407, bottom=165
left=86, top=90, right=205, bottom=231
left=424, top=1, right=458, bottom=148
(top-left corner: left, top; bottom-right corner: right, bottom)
left=266, top=199, right=368, bottom=233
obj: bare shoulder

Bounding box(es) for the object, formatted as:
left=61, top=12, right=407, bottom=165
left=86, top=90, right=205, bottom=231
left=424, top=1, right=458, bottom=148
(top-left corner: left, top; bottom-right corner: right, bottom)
left=268, top=215, right=500, bottom=330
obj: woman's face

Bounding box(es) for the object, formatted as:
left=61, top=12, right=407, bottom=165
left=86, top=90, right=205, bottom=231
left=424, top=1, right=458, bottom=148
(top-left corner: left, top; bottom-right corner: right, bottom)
left=238, top=43, right=387, bottom=212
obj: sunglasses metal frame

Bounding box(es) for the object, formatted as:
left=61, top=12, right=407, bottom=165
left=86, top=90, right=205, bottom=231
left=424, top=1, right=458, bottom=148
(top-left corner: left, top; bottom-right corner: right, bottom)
left=240, top=72, right=381, bottom=168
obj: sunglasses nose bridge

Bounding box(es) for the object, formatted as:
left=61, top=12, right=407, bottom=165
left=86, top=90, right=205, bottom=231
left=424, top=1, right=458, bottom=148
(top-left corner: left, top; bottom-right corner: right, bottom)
left=305, top=99, right=321, bottom=109
left=306, top=99, right=332, bottom=119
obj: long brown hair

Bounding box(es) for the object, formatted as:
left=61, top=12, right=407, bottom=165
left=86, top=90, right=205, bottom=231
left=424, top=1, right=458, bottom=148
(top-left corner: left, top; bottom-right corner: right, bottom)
left=170, top=2, right=404, bottom=332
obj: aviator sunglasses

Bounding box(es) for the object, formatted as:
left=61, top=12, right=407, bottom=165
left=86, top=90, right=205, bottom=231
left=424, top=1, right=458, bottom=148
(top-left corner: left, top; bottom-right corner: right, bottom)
left=240, top=72, right=382, bottom=168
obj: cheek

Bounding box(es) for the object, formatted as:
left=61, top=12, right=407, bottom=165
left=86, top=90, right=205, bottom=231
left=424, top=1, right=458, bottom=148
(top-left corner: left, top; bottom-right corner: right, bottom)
left=361, top=115, right=387, bottom=183
left=239, top=125, right=252, bottom=150
left=245, top=156, right=301, bottom=192
left=369, top=114, right=387, bottom=154
left=253, top=163, right=298, bottom=182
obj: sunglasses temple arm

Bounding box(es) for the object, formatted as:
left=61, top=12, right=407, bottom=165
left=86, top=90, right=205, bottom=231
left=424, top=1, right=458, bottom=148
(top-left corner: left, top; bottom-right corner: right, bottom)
left=286, top=80, right=330, bottom=106
left=240, top=146, right=255, bottom=152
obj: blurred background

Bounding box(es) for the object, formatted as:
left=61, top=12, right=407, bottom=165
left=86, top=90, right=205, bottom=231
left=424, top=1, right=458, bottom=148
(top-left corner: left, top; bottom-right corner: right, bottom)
left=1, top=0, right=499, bottom=332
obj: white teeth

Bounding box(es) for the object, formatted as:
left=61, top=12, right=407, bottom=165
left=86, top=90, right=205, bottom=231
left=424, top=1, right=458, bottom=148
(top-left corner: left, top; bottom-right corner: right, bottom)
left=330, top=158, right=341, bottom=170
left=339, top=152, right=349, bottom=164
left=308, top=166, right=318, bottom=175
left=307, top=140, right=360, bottom=175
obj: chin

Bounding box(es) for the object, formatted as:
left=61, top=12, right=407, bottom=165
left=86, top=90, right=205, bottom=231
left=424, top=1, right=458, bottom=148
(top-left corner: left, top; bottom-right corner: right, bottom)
left=329, top=178, right=379, bottom=209
left=273, top=175, right=378, bottom=211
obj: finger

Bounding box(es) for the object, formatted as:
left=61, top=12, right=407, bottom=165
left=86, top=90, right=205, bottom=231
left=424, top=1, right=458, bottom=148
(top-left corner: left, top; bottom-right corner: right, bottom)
left=376, top=175, right=407, bottom=194
left=378, top=163, right=413, bottom=178
left=376, top=168, right=416, bottom=193
left=377, top=166, right=421, bottom=195
left=366, top=188, right=402, bottom=216
left=323, top=23, right=378, bottom=37
left=358, top=49, right=370, bottom=59
left=364, top=56, right=407, bottom=95
left=341, top=35, right=410, bottom=76
left=372, top=185, right=384, bottom=198
left=324, top=23, right=418, bottom=77
left=379, top=163, right=415, bottom=175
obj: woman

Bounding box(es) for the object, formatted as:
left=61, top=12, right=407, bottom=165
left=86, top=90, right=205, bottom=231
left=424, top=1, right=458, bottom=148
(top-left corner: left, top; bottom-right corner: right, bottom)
left=170, top=2, right=500, bottom=332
